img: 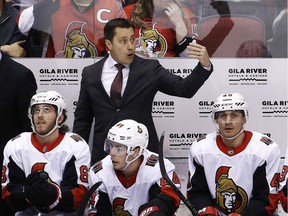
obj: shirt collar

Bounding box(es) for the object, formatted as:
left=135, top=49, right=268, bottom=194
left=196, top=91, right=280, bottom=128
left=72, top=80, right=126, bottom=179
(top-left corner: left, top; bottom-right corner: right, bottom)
left=107, top=55, right=118, bottom=69
left=107, top=54, right=129, bottom=69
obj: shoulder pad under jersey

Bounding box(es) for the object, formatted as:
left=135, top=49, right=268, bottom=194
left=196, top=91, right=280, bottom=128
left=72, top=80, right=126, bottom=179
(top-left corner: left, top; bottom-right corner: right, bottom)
left=70, top=134, right=84, bottom=142
left=92, top=161, right=103, bottom=174
left=145, top=154, right=159, bottom=167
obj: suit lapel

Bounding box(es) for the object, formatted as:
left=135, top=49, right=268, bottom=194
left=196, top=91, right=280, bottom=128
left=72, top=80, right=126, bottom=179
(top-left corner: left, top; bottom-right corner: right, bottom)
left=122, top=55, right=144, bottom=101
left=94, top=56, right=107, bottom=85
left=94, top=56, right=116, bottom=103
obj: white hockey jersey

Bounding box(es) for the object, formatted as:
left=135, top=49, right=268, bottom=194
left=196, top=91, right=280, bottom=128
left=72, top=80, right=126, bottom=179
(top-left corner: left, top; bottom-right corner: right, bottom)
left=187, top=130, right=280, bottom=215
left=278, top=145, right=288, bottom=212
left=2, top=132, right=91, bottom=216
left=88, top=149, right=180, bottom=216
left=279, top=145, right=288, bottom=191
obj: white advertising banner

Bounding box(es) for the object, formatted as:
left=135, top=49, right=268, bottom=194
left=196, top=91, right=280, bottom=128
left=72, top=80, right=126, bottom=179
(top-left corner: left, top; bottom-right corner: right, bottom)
left=16, top=58, right=288, bottom=159
left=154, top=58, right=288, bottom=159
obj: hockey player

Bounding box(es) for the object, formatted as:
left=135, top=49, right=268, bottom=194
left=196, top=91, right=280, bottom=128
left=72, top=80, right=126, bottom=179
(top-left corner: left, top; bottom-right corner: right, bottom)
left=124, top=0, right=197, bottom=57
left=88, top=119, right=181, bottom=215
left=187, top=93, right=281, bottom=216
left=17, top=0, right=126, bottom=57
left=1, top=91, right=91, bottom=215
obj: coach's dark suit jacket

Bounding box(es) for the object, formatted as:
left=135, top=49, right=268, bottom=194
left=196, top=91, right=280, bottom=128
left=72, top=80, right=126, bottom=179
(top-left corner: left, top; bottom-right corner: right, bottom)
left=0, top=53, right=37, bottom=215
left=0, top=53, right=37, bottom=164
left=73, top=55, right=213, bottom=164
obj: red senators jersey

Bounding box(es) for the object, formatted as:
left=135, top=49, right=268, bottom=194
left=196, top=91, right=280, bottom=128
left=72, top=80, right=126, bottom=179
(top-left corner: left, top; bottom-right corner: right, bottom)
left=187, top=130, right=280, bottom=215
left=88, top=150, right=180, bottom=215
left=2, top=132, right=91, bottom=215
left=48, top=0, right=126, bottom=58
left=124, top=4, right=196, bottom=57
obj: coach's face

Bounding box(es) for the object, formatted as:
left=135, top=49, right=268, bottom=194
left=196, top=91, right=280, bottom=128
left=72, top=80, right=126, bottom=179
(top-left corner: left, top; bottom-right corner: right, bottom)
left=105, top=27, right=136, bottom=65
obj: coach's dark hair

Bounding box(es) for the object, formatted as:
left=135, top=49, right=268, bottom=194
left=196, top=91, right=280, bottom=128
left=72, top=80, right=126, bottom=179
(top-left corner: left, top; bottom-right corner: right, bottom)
left=104, top=18, right=134, bottom=41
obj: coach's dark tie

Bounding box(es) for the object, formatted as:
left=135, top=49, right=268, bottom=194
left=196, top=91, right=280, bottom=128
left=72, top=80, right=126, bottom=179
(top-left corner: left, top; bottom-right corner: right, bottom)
left=110, top=63, right=125, bottom=106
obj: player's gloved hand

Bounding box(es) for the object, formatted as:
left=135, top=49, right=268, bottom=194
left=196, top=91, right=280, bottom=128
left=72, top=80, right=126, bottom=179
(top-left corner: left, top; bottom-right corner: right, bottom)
left=138, top=203, right=165, bottom=216
left=228, top=213, right=241, bottom=216
left=198, top=206, right=220, bottom=216
left=24, top=171, right=42, bottom=202
left=24, top=171, right=61, bottom=212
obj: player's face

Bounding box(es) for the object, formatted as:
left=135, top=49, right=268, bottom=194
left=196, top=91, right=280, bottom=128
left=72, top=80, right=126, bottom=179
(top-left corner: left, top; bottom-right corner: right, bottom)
left=106, top=27, right=136, bottom=65
left=216, top=110, right=246, bottom=138
left=32, top=104, right=57, bottom=136
left=108, top=142, right=128, bottom=170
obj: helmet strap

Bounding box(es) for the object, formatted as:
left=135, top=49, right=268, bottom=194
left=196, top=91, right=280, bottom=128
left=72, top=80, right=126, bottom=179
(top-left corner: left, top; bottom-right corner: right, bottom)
left=216, top=124, right=246, bottom=141
left=120, top=148, right=142, bottom=170
left=32, top=114, right=63, bottom=138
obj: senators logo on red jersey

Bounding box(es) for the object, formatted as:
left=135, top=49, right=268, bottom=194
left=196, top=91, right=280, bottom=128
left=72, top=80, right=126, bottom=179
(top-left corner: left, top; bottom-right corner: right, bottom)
left=56, top=21, right=98, bottom=58
left=139, top=23, right=167, bottom=57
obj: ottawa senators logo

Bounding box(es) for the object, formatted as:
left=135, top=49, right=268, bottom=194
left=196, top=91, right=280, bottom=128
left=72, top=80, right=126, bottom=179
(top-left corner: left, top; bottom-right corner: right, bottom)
left=215, top=166, right=248, bottom=214
left=113, top=197, right=131, bottom=216
left=56, top=21, right=98, bottom=58
left=139, top=22, right=167, bottom=57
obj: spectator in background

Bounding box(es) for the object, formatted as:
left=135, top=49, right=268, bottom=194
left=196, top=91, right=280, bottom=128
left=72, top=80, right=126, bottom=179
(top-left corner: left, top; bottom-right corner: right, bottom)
left=187, top=93, right=280, bottom=215
left=236, top=39, right=269, bottom=58
left=7, top=0, right=54, bottom=57
left=73, top=18, right=212, bottom=165
left=0, top=0, right=28, bottom=57
left=88, top=119, right=180, bottom=215
left=196, top=0, right=234, bottom=57
left=124, top=0, right=234, bottom=58
left=1, top=91, right=91, bottom=215
left=124, top=0, right=196, bottom=57
left=267, top=0, right=287, bottom=58
left=17, top=0, right=126, bottom=58
left=0, top=50, right=37, bottom=215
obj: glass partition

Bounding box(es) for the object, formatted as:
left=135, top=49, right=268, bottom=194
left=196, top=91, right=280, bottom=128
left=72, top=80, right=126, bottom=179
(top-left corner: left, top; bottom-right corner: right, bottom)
left=8, top=0, right=287, bottom=58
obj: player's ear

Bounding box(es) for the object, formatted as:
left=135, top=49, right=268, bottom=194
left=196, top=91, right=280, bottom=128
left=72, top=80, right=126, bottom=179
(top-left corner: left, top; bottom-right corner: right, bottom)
left=57, top=114, right=65, bottom=125
left=242, top=117, right=247, bottom=124
left=105, top=39, right=112, bottom=51
left=132, top=147, right=140, bottom=156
